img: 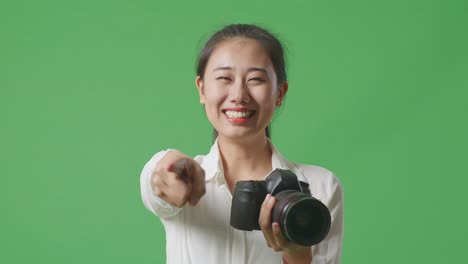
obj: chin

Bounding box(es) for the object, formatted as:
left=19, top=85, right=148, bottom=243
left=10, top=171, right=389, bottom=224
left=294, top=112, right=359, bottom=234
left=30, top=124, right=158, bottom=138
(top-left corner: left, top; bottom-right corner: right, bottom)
left=216, top=128, right=265, bottom=141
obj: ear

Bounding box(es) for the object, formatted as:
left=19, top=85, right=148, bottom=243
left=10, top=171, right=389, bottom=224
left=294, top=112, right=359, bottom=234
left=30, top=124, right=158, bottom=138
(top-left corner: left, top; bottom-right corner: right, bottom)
left=195, top=76, right=205, bottom=104
left=276, top=81, right=288, bottom=105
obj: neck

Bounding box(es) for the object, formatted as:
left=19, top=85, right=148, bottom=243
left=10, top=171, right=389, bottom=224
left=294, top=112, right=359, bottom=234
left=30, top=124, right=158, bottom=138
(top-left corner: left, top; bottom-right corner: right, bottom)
left=217, top=133, right=273, bottom=184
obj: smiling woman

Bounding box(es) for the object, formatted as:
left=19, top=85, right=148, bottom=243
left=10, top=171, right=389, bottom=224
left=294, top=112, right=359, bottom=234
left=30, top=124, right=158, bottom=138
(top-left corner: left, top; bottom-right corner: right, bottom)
left=196, top=25, right=288, bottom=140
left=195, top=36, right=286, bottom=140
left=140, top=24, right=344, bottom=264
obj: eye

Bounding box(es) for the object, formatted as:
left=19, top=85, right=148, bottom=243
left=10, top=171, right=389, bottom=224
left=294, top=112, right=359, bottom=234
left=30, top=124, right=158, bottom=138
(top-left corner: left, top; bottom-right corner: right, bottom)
left=248, top=77, right=265, bottom=83
left=216, top=76, right=232, bottom=82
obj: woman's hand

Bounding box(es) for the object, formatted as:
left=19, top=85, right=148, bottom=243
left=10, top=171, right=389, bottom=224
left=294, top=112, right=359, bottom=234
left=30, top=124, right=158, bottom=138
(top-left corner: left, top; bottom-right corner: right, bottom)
left=150, top=150, right=206, bottom=208
left=259, top=194, right=313, bottom=264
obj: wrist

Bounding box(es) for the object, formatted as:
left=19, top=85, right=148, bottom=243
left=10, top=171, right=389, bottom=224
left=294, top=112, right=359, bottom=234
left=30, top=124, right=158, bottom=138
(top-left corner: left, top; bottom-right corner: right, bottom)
left=282, top=246, right=312, bottom=264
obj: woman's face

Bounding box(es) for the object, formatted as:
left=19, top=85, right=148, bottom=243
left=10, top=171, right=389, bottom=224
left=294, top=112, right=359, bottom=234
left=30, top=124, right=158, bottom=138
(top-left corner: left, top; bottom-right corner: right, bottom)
left=196, top=37, right=288, bottom=141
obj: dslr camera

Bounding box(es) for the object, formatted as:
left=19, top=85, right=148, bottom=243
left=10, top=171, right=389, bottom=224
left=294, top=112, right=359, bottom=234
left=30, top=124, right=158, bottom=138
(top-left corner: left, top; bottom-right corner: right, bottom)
left=230, top=169, right=331, bottom=246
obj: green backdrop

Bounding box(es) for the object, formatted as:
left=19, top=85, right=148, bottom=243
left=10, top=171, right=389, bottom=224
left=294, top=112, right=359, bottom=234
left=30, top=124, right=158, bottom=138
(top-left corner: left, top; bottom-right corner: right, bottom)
left=2, top=0, right=467, bottom=263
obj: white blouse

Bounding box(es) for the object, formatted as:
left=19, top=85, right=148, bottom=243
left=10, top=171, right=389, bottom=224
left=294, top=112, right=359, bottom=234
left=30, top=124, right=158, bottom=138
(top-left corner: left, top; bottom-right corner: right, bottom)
left=140, top=140, right=344, bottom=264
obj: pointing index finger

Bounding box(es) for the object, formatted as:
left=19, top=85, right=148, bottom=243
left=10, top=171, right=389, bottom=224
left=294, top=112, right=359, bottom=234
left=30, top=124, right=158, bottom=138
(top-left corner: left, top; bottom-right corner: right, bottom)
left=169, top=159, right=192, bottom=181
left=169, top=158, right=206, bottom=206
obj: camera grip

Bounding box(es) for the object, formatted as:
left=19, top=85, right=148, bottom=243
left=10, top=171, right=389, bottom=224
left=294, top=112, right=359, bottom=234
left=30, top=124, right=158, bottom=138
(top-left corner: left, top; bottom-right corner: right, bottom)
left=230, top=181, right=266, bottom=231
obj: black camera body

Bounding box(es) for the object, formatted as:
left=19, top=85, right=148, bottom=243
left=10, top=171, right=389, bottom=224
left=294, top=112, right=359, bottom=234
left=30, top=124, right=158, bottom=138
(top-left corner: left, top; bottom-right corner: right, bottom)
left=230, top=169, right=331, bottom=246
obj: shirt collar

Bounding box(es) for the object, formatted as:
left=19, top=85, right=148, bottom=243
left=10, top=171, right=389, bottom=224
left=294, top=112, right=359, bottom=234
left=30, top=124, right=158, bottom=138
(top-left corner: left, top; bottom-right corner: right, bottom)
left=202, top=138, right=307, bottom=185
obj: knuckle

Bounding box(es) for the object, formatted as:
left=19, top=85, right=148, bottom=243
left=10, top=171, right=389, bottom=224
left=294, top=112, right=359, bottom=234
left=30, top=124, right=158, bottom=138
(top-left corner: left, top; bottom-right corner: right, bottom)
left=154, top=178, right=166, bottom=189
left=152, top=173, right=160, bottom=183
left=153, top=187, right=163, bottom=197
left=151, top=174, right=160, bottom=187
left=151, top=173, right=158, bottom=184
left=154, top=166, right=164, bottom=175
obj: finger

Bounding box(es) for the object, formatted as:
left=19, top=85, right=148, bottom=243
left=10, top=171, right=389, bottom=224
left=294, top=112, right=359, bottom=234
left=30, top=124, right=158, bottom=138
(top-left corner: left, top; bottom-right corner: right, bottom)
left=165, top=180, right=192, bottom=208
left=259, top=194, right=275, bottom=247
left=154, top=177, right=169, bottom=194
left=156, top=190, right=169, bottom=201
left=151, top=171, right=168, bottom=194
left=169, top=159, right=192, bottom=181
left=150, top=173, right=168, bottom=199
left=169, top=158, right=205, bottom=206
left=189, top=166, right=206, bottom=206
left=168, top=160, right=199, bottom=207
left=164, top=163, right=193, bottom=207
left=272, top=222, right=288, bottom=250
left=164, top=170, right=185, bottom=187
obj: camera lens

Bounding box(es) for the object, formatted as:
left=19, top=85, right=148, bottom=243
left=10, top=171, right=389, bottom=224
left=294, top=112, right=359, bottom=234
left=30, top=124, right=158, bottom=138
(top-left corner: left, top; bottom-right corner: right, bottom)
left=272, top=190, right=331, bottom=246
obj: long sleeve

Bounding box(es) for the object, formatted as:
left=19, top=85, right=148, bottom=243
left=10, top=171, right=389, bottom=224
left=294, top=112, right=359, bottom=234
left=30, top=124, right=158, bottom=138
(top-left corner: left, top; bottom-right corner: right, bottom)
left=313, top=173, right=344, bottom=264
left=140, top=150, right=182, bottom=219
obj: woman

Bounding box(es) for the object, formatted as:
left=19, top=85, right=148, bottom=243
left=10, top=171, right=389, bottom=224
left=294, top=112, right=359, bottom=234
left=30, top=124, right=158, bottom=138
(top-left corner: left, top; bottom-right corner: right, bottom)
left=140, top=24, right=344, bottom=264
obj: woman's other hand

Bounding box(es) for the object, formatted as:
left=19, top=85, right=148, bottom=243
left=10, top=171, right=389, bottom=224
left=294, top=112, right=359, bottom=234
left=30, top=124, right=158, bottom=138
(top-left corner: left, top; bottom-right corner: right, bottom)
left=259, top=194, right=313, bottom=264
left=150, top=150, right=206, bottom=208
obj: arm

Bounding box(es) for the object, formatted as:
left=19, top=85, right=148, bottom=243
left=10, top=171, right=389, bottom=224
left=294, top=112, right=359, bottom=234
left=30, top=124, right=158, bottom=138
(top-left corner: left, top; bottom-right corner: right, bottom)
left=283, top=248, right=313, bottom=264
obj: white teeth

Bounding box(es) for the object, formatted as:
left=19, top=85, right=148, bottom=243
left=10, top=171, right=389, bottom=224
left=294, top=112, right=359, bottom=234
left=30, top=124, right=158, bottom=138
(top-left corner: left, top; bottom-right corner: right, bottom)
left=225, top=110, right=253, bottom=118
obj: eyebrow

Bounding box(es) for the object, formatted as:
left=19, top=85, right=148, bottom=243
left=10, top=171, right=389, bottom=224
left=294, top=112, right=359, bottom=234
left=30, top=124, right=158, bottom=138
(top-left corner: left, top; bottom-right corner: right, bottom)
left=213, top=66, right=267, bottom=73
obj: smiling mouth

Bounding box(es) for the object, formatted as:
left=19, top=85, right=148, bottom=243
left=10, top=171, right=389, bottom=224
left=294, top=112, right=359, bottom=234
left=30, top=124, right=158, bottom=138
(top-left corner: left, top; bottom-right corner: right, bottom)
left=223, top=110, right=256, bottom=119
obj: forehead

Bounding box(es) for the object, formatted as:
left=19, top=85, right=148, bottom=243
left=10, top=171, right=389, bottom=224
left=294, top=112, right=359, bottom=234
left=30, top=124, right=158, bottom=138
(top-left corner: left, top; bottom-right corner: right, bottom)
left=206, top=37, right=273, bottom=71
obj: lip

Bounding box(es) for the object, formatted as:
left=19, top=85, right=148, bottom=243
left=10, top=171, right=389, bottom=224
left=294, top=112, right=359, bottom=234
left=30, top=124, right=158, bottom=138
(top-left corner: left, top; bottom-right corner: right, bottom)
left=222, top=107, right=254, bottom=112
left=222, top=108, right=256, bottom=124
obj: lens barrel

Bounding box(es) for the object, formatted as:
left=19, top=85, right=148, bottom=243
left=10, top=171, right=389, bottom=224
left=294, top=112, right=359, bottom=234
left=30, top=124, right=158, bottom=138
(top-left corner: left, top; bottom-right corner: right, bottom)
left=272, top=190, right=331, bottom=246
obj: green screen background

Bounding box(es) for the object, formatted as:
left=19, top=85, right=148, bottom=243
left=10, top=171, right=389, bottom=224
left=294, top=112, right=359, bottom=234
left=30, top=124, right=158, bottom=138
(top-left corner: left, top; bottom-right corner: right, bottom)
left=2, top=0, right=467, bottom=263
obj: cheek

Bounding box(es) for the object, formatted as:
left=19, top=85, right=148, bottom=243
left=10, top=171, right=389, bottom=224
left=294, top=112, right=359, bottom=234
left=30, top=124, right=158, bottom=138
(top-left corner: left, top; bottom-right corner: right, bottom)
left=251, top=88, right=277, bottom=106
left=204, top=88, right=227, bottom=108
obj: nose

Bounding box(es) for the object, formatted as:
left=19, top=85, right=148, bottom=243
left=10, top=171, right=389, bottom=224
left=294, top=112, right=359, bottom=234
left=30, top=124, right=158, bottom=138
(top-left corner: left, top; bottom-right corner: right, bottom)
left=230, top=80, right=250, bottom=104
